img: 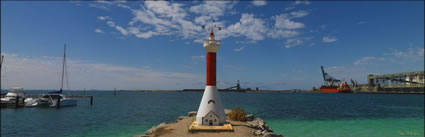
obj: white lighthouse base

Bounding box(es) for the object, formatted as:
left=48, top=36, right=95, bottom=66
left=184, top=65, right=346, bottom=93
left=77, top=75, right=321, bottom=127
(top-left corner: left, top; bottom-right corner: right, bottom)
left=195, top=86, right=227, bottom=126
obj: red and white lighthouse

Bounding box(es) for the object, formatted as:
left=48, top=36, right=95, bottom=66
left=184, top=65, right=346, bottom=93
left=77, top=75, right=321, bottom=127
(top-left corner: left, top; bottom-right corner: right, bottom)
left=195, top=26, right=226, bottom=126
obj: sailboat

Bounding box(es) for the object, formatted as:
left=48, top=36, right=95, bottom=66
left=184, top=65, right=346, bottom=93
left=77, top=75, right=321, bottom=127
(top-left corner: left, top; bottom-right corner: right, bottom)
left=28, top=44, right=77, bottom=107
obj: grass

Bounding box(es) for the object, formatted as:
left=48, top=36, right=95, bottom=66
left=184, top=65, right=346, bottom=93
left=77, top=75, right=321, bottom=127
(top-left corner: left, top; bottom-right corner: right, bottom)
left=228, top=107, right=246, bottom=121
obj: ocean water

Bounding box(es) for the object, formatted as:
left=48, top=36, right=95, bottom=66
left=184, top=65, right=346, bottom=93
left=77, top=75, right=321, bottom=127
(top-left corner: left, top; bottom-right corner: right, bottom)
left=1, top=91, right=423, bottom=137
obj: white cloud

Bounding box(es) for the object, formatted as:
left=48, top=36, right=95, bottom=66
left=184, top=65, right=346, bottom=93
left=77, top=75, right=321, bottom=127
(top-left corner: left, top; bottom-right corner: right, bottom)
left=194, top=15, right=212, bottom=25
left=191, top=55, right=205, bottom=60
left=292, top=0, right=311, bottom=5
left=128, top=27, right=157, bottom=39
left=273, top=14, right=305, bottom=29
left=290, top=10, right=309, bottom=18
left=233, top=46, right=246, bottom=52
left=189, top=1, right=237, bottom=17
left=95, top=0, right=114, bottom=5
left=252, top=0, right=267, bottom=6
left=267, top=29, right=299, bottom=39
left=92, top=1, right=312, bottom=46
left=390, top=48, right=424, bottom=58
left=285, top=38, right=304, bottom=48
left=127, top=1, right=204, bottom=39
left=285, top=7, right=295, bottom=11
left=89, top=3, right=109, bottom=10
left=322, top=36, right=337, bottom=43
left=88, top=0, right=129, bottom=10
left=1, top=53, right=202, bottom=90
left=227, top=13, right=268, bottom=41
left=97, top=16, right=111, bottom=20
left=144, top=1, right=186, bottom=19
left=98, top=16, right=130, bottom=36
left=354, top=56, right=385, bottom=66
left=106, top=20, right=115, bottom=27
left=267, top=10, right=309, bottom=47
left=353, top=48, right=424, bottom=66
left=115, top=26, right=129, bottom=36
left=95, top=29, right=104, bottom=33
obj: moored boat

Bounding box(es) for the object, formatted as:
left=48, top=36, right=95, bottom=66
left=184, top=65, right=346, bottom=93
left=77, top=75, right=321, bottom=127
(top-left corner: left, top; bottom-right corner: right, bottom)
left=35, top=94, right=77, bottom=107
left=27, top=44, right=78, bottom=107
left=1, top=87, right=25, bottom=102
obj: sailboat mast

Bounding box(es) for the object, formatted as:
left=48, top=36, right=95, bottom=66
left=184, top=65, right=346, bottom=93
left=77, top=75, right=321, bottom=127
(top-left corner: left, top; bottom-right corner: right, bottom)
left=60, top=44, right=66, bottom=91
left=0, top=55, right=3, bottom=92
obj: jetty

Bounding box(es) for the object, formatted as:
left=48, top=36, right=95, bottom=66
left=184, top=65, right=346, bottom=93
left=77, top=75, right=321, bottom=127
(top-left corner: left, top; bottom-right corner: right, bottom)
left=0, top=94, right=94, bottom=108
left=352, top=71, right=424, bottom=94
left=136, top=109, right=283, bottom=137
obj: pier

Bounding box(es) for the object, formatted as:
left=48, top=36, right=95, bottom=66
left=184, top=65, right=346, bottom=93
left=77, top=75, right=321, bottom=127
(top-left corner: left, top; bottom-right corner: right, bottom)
left=353, top=71, right=424, bottom=94
left=1, top=94, right=93, bottom=108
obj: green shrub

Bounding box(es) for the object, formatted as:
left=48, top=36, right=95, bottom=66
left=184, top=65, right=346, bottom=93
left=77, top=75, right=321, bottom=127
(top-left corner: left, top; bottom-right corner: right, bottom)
left=228, top=107, right=246, bottom=121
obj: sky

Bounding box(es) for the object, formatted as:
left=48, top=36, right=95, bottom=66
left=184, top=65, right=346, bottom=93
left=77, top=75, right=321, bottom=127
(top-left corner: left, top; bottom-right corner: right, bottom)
left=1, top=0, right=424, bottom=90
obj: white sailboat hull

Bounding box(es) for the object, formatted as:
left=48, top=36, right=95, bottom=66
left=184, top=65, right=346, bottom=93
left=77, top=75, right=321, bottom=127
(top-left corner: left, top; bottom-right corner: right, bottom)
left=50, top=98, right=77, bottom=107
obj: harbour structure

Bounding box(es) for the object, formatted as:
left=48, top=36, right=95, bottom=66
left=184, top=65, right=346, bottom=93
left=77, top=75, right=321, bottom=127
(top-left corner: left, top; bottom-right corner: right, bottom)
left=352, top=71, right=424, bottom=93
left=183, top=80, right=255, bottom=92
left=365, top=71, right=424, bottom=93
left=189, top=22, right=232, bottom=132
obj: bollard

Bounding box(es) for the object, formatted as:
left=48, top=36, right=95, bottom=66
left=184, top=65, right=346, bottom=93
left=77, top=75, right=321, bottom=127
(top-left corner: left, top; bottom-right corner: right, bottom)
left=90, top=96, right=93, bottom=105
left=22, top=97, right=25, bottom=108
left=15, top=96, right=20, bottom=108
left=57, top=97, right=61, bottom=109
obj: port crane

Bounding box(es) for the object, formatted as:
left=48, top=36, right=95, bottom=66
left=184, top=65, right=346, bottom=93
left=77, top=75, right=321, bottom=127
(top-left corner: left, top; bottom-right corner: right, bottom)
left=320, top=66, right=341, bottom=86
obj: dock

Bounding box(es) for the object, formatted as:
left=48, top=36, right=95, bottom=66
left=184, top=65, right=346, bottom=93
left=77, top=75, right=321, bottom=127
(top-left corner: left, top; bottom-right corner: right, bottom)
left=1, top=94, right=94, bottom=109
left=353, top=71, right=424, bottom=94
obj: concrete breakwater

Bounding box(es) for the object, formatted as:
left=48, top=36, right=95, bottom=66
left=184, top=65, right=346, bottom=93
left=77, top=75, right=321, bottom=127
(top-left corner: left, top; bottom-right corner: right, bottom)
left=136, top=109, right=284, bottom=137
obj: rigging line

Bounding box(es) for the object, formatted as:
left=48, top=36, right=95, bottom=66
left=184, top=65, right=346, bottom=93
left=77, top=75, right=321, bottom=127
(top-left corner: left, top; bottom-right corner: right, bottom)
left=2, top=57, right=9, bottom=89
left=55, top=55, right=62, bottom=90
left=65, top=55, right=70, bottom=94
left=60, top=44, right=66, bottom=91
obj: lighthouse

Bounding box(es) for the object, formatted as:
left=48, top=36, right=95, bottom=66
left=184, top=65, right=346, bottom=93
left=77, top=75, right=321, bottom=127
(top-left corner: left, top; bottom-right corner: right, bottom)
left=195, top=25, right=227, bottom=126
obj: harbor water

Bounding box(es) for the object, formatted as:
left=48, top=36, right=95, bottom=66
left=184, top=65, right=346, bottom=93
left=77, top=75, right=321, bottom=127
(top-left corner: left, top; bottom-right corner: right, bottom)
left=1, top=91, right=424, bottom=137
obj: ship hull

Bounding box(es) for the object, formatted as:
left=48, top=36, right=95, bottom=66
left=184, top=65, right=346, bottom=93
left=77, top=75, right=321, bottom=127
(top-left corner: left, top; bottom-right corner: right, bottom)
left=320, top=86, right=351, bottom=93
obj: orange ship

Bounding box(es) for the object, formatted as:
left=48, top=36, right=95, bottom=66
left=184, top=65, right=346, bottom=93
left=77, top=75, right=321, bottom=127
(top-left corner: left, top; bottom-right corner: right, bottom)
left=320, top=82, right=351, bottom=93
left=319, top=66, right=352, bottom=93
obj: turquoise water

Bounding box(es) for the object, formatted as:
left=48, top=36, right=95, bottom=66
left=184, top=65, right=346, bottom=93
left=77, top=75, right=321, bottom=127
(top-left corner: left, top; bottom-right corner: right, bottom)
left=1, top=91, right=424, bottom=137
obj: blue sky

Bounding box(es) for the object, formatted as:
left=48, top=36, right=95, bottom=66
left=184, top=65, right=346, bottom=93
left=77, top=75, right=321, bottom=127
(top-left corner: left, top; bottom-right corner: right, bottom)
left=1, top=0, right=424, bottom=90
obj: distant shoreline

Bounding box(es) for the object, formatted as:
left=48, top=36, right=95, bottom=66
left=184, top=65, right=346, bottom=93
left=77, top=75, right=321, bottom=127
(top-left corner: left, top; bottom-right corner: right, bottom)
left=118, top=89, right=320, bottom=93
left=4, top=89, right=422, bottom=94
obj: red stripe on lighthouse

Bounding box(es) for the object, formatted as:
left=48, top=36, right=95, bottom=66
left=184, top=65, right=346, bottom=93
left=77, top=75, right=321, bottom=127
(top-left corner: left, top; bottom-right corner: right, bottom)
left=206, top=52, right=216, bottom=86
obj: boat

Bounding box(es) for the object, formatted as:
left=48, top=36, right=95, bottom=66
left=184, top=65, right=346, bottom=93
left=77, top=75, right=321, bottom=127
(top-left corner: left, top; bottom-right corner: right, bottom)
left=36, top=94, right=77, bottom=107
left=319, top=66, right=352, bottom=93
left=24, top=97, right=41, bottom=107
left=1, top=87, right=25, bottom=102
left=29, top=44, right=77, bottom=107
